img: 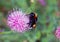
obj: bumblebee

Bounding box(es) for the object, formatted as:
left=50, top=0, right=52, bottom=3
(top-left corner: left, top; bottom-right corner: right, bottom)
left=29, top=12, right=37, bottom=28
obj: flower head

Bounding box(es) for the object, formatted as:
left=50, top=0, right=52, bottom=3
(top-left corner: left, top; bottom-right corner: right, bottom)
left=38, top=0, right=46, bottom=6
left=55, top=26, right=60, bottom=39
left=7, top=9, right=30, bottom=33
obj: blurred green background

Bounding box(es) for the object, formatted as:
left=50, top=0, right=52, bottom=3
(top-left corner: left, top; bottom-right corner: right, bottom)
left=0, top=0, right=60, bottom=42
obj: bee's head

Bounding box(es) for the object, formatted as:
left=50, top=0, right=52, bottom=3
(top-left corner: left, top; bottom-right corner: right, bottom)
left=30, top=12, right=35, bottom=16
left=30, top=12, right=37, bottom=18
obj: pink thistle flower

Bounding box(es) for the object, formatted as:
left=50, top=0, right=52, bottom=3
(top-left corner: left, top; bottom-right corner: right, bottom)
left=55, top=26, right=60, bottom=39
left=38, top=0, right=46, bottom=6
left=7, top=9, right=30, bottom=33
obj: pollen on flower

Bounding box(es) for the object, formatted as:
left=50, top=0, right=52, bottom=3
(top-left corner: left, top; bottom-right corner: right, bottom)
left=7, top=9, right=30, bottom=33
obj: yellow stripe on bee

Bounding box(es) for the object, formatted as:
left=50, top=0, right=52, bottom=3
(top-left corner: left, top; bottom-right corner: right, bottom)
left=35, top=13, right=37, bottom=17
left=34, top=12, right=37, bottom=18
